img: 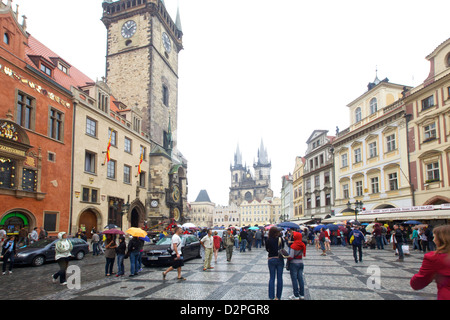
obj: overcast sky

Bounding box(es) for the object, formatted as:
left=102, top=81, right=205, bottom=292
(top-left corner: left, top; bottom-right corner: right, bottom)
left=11, top=0, right=450, bottom=206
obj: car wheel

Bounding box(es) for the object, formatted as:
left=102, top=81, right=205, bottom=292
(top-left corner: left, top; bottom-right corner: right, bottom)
left=75, top=250, right=85, bottom=260
left=32, top=255, right=45, bottom=267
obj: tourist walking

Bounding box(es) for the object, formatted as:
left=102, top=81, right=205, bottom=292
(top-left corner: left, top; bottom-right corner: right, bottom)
left=288, top=232, right=306, bottom=300
left=115, top=236, right=126, bottom=277
left=410, top=225, right=450, bottom=300
left=52, top=232, right=72, bottom=285
left=255, top=228, right=262, bottom=248
left=92, top=231, right=100, bottom=256
left=393, top=224, right=405, bottom=262
left=213, top=231, right=221, bottom=263
left=373, top=224, right=384, bottom=250
left=162, top=226, right=186, bottom=281
left=1, top=235, right=16, bottom=275
left=239, top=229, right=248, bottom=252
left=318, top=228, right=327, bottom=256
left=266, top=226, right=284, bottom=300
left=412, top=227, right=421, bottom=251
left=201, top=229, right=214, bottom=271
left=29, top=227, right=38, bottom=244
left=223, top=228, right=235, bottom=262
left=126, top=236, right=141, bottom=277
left=349, top=226, right=364, bottom=263
left=104, top=234, right=117, bottom=276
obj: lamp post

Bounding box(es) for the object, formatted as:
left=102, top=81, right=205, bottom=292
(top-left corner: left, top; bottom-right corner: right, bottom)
left=346, top=200, right=363, bottom=222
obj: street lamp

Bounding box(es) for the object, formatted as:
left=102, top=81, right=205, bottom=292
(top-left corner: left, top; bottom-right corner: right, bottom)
left=346, top=200, right=363, bottom=222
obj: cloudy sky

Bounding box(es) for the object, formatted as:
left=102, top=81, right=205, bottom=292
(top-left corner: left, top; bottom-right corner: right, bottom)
left=12, top=0, right=450, bottom=205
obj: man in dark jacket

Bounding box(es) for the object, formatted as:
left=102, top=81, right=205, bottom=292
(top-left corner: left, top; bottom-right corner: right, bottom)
left=394, top=224, right=404, bottom=262
left=239, top=229, right=248, bottom=252
left=349, top=226, right=364, bottom=263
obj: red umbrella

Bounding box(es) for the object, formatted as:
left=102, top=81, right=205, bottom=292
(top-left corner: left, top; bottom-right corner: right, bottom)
left=103, top=229, right=125, bottom=235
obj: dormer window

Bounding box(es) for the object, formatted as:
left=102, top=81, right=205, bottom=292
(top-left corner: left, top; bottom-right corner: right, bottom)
left=40, top=63, right=52, bottom=77
left=58, top=63, right=68, bottom=75
left=3, top=32, right=10, bottom=45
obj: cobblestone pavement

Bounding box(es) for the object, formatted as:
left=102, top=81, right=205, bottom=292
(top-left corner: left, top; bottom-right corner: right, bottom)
left=0, top=244, right=437, bottom=300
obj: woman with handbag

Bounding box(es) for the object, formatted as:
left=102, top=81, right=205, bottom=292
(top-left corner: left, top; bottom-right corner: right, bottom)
left=288, top=232, right=306, bottom=300
left=265, top=226, right=284, bottom=300
left=1, top=235, right=16, bottom=275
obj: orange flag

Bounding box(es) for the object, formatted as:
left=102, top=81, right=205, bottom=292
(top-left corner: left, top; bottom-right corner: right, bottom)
left=138, top=151, right=143, bottom=174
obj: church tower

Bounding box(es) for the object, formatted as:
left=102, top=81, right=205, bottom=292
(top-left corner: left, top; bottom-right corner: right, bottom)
left=229, top=141, right=273, bottom=206
left=101, top=0, right=187, bottom=226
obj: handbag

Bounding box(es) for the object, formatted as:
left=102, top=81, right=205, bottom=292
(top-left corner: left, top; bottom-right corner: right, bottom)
left=278, top=237, right=289, bottom=259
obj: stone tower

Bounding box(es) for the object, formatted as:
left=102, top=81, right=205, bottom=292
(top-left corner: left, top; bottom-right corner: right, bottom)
left=101, top=0, right=187, bottom=225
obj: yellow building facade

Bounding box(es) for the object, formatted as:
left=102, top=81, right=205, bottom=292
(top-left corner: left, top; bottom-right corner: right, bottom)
left=404, top=38, right=450, bottom=206
left=292, top=156, right=305, bottom=221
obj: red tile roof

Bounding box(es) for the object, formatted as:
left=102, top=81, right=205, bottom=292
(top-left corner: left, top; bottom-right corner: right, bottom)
left=24, top=34, right=94, bottom=91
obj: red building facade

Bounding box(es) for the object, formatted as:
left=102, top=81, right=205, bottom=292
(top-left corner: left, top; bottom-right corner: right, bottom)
left=0, top=2, right=84, bottom=236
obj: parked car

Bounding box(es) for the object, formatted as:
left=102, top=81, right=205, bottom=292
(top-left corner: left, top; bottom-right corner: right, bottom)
left=14, top=237, right=89, bottom=267
left=142, top=234, right=201, bottom=267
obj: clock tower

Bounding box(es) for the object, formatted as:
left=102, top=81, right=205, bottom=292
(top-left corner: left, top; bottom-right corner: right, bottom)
left=101, top=0, right=187, bottom=226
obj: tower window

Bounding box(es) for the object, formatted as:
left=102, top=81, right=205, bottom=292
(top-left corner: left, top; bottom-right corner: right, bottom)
left=162, top=85, right=169, bottom=107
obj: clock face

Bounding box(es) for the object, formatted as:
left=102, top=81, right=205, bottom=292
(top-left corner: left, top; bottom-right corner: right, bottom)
left=162, top=32, right=171, bottom=53
left=172, top=185, right=180, bottom=202
left=173, top=208, right=180, bottom=221
left=151, top=200, right=158, bottom=208
left=121, top=20, right=137, bottom=39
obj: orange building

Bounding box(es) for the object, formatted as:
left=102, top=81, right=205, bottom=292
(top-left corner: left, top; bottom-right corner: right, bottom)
left=0, top=2, right=90, bottom=237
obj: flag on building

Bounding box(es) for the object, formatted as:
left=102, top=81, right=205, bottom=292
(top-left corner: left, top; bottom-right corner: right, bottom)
left=138, top=151, right=143, bottom=174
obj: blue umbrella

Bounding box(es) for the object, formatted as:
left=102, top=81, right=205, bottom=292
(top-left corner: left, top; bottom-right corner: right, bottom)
left=139, top=236, right=151, bottom=242
left=277, top=222, right=301, bottom=229
left=324, top=224, right=339, bottom=231
left=402, top=220, right=422, bottom=225
left=313, top=224, right=326, bottom=232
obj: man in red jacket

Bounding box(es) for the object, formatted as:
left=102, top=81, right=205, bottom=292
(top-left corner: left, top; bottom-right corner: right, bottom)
left=410, top=225, right=450, bottom=300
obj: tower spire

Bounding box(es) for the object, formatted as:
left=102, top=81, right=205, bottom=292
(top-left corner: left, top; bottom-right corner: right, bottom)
left=175, top=0, right=183, bottom=32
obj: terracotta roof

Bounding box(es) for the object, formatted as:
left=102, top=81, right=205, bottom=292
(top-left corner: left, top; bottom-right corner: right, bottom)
left=24, top=35, right=94, bottom=91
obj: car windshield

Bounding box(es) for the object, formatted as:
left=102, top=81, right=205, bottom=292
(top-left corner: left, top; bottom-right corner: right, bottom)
left=22, top=239, right=55, bottom=248
left=156, top=236, right=173, bottom=245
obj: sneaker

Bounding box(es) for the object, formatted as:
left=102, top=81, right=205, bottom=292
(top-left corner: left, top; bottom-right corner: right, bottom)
left=2, top=272, right=5, bottom=275
left=8, top=271, right=12, bottom=274
left=52, top=276, right=57, bottom=283
left=299, top=296, right=305, bottom=300
left=61, top=282, right=67, bottom=285
left=289, top=295, right=300, bottom=300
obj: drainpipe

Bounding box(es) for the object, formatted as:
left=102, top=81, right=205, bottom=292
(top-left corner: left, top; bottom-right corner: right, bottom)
left=69, top=101, right=77, bottom=235
left=404, top=112, right=415, bottom=206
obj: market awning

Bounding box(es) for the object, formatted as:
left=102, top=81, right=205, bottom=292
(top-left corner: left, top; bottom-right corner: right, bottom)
left=322, top=209, right=450, bottom=223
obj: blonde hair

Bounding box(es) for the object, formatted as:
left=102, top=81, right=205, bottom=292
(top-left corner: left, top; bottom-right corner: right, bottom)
left=433, top=225, right=450, bottom=254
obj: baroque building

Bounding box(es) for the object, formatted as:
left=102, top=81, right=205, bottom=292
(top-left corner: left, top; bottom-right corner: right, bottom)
left=403, top=38, right=450, bottom=206
left=190, top=189, right=214, bottom=228
left=101, top=0, right=188, bottom=226
left=332, top=75, right=414, bottom=217
left=229, top=140, right=273, bottom=206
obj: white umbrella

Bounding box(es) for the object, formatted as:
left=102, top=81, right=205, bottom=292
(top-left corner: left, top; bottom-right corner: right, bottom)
left=182, top=223, right=196, bottom=229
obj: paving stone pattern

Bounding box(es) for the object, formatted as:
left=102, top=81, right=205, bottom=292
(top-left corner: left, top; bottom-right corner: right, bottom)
left=0, top=245, right=437, bottom=300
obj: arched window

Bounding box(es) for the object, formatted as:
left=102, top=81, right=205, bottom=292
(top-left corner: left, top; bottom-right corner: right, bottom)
left=370, top=98, right=377, bottom=114
left=355, top=107, right=361, bottom=122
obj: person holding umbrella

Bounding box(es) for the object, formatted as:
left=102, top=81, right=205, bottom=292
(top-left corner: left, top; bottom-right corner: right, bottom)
left=104, top=234, right=117, bottom=276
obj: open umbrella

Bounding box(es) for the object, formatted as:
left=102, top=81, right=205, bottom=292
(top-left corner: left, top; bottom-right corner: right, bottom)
left=182, top=223, right=196, bottom=229
left=277, top=222, right=301, bottom=229
left=402, top=220, right=422, bottom=225
left=265, top=224, right=275, bottom=230
left=139, top=236, right=151, bottom=242
left=103, top=229, right=125, bottom=235
left=313, top=225, right=326, bottom=232
left=126, top=227, right=147, bottom=238
left=105, top=224, right=119, bottom=229
left=324, top=224, right=339, bottom=231
left=248, top=226, right=260, bottom=231
left=365, top=223, right=380, bottom=233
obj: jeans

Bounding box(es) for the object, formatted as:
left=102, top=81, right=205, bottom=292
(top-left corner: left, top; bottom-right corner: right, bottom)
left=92, top=242, right=99, bottom=256
left=397, top=243, right=404, bottom=259
left=375, top=235, right=384, bottom=249
left=105, top=257, right=115, bottom=275
left=268, top=258, right=284, bottom=300
left=53, top=257, right=69, bottom=283
left=117, top=254, right=125, bottom=275
left=2, top=251, right=14, bottom=272
left=352, top=244, right=362, bottom=262
left=289, top=262, right=305, bottom=297
left=412, top=238, right=421, bottom=251
left=129, top=251, right=140, bottom=275
left=138, top=251, right=143, bottom=271
left=234, top=238, right=239, bottom=249
left=240, top=239, right=247, bottom=252
left=255, top=239, right=262, bottom=248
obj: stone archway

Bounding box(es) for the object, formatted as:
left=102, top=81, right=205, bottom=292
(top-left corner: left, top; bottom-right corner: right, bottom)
left=423, top=195, right=450, bottom=205
left=78, top=209, right=100, bottom=239
left=127, top=199, right=146, bottom=228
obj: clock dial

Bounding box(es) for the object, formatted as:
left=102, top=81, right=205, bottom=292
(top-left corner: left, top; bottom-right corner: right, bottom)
left=162, top=32, right=171, bottom=53
left=173, top=207, right=180, bottom=221
left=172, top=185, right=180, bottom=202
left=151, top=200, right=158, bottom=208
left=121, top=20, right=137, bottom=39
